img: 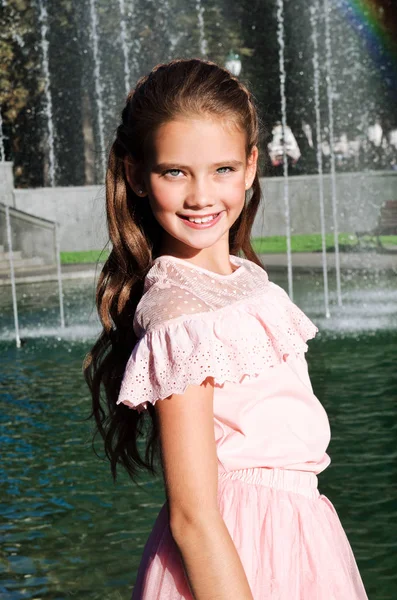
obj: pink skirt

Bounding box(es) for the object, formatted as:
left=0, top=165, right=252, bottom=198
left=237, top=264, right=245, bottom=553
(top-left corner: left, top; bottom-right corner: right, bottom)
left=131, top=467, right=369, bottom=599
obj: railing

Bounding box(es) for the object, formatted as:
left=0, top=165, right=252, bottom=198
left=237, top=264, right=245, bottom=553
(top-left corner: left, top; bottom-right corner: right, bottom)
left=0, top=202, right=65, bottom=346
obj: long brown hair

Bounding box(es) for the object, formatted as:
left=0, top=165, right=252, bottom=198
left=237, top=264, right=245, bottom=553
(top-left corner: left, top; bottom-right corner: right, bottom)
left=84, top=58, right=265, bottom=484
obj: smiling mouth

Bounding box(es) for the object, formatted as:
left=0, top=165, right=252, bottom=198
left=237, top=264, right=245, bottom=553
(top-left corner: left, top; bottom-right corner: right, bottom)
left=179, top=212, right=222, bottom=222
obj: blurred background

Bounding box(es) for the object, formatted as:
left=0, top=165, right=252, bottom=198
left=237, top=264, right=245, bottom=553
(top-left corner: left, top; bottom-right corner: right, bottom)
left=0, top=0, right=396, bottom=599
left=1, top=0, right=397, bottom=186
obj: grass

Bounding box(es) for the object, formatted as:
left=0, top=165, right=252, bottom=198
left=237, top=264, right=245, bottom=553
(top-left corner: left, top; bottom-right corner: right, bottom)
left=61, top=250, right=110, bottom=264
left=251, top=233, right=397, bottom=253
left=60, top=234, right=397, bottom=264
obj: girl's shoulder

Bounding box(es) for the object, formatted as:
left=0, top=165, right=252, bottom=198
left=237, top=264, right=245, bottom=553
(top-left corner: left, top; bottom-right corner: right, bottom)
left=119, top=254, right=318, bottom=413
left=133, top=254, right=270, bottom=336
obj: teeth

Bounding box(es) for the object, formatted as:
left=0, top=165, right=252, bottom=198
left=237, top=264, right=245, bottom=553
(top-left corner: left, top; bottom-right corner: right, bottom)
left=187, top=214, right=218, bottom=224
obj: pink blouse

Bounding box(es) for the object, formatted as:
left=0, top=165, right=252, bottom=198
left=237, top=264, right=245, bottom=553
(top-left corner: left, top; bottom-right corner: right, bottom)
left=117, top=254, right=331, bottom=476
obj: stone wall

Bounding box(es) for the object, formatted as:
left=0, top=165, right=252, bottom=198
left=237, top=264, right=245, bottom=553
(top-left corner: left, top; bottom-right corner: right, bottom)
left=13, top=185, right=107, bottom=252
left=0, top=204, right=57, bottom=265
left=253, top=171, right=397, bottom=238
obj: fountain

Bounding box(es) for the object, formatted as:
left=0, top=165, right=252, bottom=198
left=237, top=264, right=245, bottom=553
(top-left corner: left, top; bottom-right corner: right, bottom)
left=0, top=0, right=394, bottom=345
left=37, top=0, right=56, bottom=187
left=4, top=204, right=21, bottom=348
left=196, top=0, right=208, bottom=57
left=118, top=0, right=131, bottom=96
left=89, top=0, right=106, bottom=181
left=310, top=0, right=330, bottom=319
left=37, top=0, right=65, bottom=330
left=324, top=0, right=342, bottom=307
left=276, top=0, right=294, bottom=301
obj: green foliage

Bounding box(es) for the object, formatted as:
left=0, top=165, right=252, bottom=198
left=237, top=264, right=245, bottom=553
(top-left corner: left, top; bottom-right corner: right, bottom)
left=0, top=0, right=42, bottom=122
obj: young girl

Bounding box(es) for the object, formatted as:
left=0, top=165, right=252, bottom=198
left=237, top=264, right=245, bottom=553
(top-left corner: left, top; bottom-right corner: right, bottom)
left=85, top=58, right=369, bottom=600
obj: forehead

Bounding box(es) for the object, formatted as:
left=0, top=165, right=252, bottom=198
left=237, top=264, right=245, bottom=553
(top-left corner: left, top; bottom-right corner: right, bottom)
left=149, top=117, right=246, bottom=163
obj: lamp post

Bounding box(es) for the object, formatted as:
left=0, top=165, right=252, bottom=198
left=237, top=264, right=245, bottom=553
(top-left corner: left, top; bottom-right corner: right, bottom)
left=225, top=51, right=242, bottom=77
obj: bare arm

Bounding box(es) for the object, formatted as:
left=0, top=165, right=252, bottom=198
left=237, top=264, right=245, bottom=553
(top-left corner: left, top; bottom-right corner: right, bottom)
left=155, top=377, right=254, bottom=600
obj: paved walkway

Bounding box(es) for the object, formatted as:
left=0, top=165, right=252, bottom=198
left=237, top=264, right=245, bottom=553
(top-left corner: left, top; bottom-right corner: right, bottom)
left=259, top=251, right=397, bottom=272
left=0, top=263, right=103, bottom=286
left=0, top=252, right=396, bottom=286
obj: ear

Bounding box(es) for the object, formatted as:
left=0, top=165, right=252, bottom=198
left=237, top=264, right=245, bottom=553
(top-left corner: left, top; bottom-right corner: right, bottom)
left=245, top=146, right=259, bottom=190
left=123, top=156, right=148, bottom=197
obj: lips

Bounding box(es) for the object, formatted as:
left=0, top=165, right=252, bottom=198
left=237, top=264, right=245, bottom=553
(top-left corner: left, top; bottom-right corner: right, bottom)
left=178, top=211, right=224, bottom=229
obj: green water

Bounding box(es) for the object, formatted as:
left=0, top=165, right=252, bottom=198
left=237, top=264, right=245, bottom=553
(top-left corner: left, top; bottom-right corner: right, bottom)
left=0, top=273, right=396, bottom=599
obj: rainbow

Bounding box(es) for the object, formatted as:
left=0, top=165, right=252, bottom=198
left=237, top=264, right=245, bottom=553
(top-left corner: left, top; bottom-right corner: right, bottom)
left=337, top=0, right=397, bottom=95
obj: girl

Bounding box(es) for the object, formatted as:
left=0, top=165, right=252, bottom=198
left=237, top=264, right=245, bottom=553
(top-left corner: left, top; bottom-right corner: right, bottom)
left=85, top=58, right=369, bottom=600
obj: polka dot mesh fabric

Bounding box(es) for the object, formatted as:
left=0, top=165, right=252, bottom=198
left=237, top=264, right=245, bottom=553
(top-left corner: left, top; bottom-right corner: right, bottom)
left=133, top=254, right=269, bottom=335
left=117, top=255, right=319, bottom=413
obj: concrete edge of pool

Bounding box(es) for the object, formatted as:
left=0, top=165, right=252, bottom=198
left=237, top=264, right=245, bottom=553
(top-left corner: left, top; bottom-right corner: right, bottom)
left=0, top=251, right=396, bottom=286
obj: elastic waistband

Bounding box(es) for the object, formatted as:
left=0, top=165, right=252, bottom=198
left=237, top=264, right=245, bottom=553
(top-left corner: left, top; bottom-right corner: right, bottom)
left=218, top=467, right=320, bottom=500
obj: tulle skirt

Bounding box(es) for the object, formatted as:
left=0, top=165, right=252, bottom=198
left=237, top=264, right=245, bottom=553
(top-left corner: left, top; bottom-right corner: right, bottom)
left=131, top=467, right=369, bottom=599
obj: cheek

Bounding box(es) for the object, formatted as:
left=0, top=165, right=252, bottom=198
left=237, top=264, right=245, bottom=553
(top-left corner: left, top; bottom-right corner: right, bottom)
left=148, top=178, right=180, bottom=213
left=225, top=178, right=246, bottom=208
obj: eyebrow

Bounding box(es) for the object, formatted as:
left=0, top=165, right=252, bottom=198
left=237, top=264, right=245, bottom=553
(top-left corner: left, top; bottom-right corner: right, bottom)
left=153, top=160, right=244, bottom=172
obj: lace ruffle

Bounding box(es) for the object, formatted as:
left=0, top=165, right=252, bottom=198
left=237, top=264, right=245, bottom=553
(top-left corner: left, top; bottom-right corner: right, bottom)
left=117, top=286, right=319, bottom=413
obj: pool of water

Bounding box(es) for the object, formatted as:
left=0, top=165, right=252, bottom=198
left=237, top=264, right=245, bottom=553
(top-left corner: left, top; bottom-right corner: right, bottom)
left=1, top=270, right=396, bottom=599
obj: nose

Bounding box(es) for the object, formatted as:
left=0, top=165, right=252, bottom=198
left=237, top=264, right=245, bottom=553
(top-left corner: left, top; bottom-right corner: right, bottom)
left=186, top=176, right=216, bottom=209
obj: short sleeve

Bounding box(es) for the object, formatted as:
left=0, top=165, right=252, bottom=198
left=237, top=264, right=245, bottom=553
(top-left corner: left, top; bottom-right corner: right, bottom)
left=116, top=283, right=318, bottom=413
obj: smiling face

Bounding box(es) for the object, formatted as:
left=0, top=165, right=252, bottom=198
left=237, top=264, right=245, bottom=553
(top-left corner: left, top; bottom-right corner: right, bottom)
left=135, top=116, right=258, bottom=260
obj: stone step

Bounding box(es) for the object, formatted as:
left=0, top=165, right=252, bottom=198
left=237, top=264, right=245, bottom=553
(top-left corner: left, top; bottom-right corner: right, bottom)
left=0, top=256, right=45, bottom=274
left=0, top=250, right=23, bottom=261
